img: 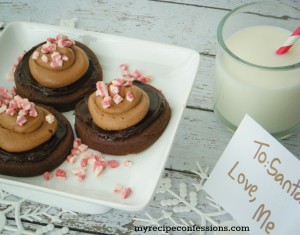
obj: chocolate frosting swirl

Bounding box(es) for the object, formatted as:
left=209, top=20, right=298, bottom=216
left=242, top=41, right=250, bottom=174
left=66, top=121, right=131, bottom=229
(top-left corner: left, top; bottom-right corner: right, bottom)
left=75, top=81, right=166, bottom=141
left=0, top=111, right=67, bottom=163
left=88, top=85, right=150, bottom=130
left=0, top=107, right=57, bottom=152
left=15, top=41, right=100, bottom=97
left=29, top=45, right=89, bottom=88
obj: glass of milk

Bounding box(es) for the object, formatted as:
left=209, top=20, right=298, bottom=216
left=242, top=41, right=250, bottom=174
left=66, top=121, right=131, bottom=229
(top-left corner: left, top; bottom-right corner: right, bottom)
left=213, top=2, right=300, bottom=138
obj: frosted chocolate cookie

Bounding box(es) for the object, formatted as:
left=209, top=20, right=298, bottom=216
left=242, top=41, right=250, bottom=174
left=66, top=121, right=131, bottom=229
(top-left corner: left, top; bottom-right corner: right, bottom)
left=14, top=34, right=102, bottom=112
left=74, top=77, right=171, bottom=155
left=0, top=88, right=73, bottom=177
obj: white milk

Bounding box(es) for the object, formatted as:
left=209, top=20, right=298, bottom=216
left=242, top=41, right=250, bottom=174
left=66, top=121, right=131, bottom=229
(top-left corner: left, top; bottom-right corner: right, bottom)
left=214, top=25, right=300, bottom=136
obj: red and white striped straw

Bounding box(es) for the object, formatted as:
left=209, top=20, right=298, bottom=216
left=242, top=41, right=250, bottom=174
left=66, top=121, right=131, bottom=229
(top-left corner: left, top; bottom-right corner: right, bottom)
left=276, top=26, right=300, bottom=55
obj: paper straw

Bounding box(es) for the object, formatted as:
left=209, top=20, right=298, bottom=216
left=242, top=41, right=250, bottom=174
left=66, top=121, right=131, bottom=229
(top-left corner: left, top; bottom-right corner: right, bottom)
left=276, top=26, right=300, bottom=55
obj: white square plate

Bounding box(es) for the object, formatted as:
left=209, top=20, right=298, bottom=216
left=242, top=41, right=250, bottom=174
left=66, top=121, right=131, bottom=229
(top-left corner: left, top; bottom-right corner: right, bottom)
left=0, top=22, right=199, bottom=214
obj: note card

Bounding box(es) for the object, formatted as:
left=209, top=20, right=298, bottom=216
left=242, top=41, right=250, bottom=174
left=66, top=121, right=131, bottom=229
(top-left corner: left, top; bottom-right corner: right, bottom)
left=204, top=115, right=300, bottom=235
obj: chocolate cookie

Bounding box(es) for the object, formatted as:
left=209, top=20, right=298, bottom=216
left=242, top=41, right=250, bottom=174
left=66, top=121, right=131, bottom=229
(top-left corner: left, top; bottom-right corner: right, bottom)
left=74, top=81, right=171, bottom=155
left=0, top=105, right=74, bottom=177
left=14, top=40, right=102, bottom=112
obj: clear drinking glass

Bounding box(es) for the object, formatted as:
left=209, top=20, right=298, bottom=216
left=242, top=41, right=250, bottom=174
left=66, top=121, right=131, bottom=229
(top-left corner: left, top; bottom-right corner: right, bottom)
left=213, top=2, right=300, bottom=139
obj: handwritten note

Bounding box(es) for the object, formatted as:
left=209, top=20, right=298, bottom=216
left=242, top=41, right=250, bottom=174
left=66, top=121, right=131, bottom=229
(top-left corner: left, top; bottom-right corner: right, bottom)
left=204, top=115, right=300, bottom=235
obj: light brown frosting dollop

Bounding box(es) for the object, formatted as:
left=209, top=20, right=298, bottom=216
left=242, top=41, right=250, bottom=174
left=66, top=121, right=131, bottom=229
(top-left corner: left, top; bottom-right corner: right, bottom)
left=0, top=106, right=58, bottom=152
left=88, top=85, right=150, bottom=131
left=29, top=44, right=89, bottom=88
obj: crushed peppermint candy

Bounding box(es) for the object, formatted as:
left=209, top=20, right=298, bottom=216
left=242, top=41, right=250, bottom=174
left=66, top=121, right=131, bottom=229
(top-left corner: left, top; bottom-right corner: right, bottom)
left=107, top=160, right=119, bottom=168
left=6, top=51, right=26, bottom=80
left=113, top=185, right=132, bottom=199
left=67, top=138, right=88, bottom=164
left=41, top=140, right=134, bottom=199
left=120, top=187, right=132, bottom=199
left=45, top=113, right=55, bottom=124
left=35, top=34, right=74, bottom=69
left=80, top=158, right=89, bottom=168
left=32, top=51, right=39, bottom=60
left=126, top=91, right=134, bottom=102
left=66, top=154, right=77, bottom=164
left=0, top=87, right=14, bottom=101
left=50, top=59, right=63, bottom=69
left=96, top=81, right=109, bottom=97
left=111, top=78, right=124, bottom=86
left=119, top=64, right=128, bottom=70
left=101, top=96, right=112, bottom=109
left=41, top=54, right=48, bottom=63
left=51, top=51, right=61, bottom=61
left=96, top=64, right=151, bottom=108
left=62, top=54, right=69, bottom=61
left=119, top=64, right=152, bottom=83
left=55, top=168, right=67, bottom=180
left=124, top=80, right=133, bottom=87
left=73, top=138, right=82, bottom=148
left=43, top=171, right=52, bottom=181
left=41, top=41, right=56, bottom=54
left=0, top=89, right=38, bottom=126
left=113, top=93, right=123, bottom=104
left=16, top=114, right=27, bottom=126
left=71, top=148, right=81, bottom=155
left=71, top=168, right=86, bottom=181
left=94, top=164, right=105, bottom=176
left=50, top=50, right=63, bottom=69
left=93, top=156, right=106, bottom=176
left=109, top=84, right=120, bottom=94
left=114, top=184, right=132, bottom=199
left=55, top=34, right=75, bottom=48
left=42, top=139, right=132, bottom=200
left=78, top=143, right=88, bottom=152
left=0, top=105, right=7, bottom=114
left=0, top=87, right=13, bottom=108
